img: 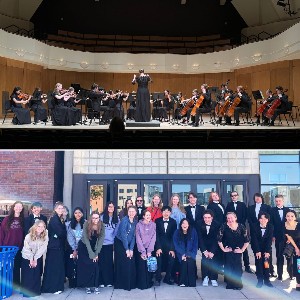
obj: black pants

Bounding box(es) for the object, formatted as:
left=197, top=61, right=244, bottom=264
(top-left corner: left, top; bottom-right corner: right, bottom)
left=243, top=248, right=250, bottom=268
left=13, top=250, right=22, bottom=289
left=156, top=252, right=175, bottom=282
left=271, top=109, right=287, bottom=122
left=201, top=255, right=218, bottom=280
left=136, top=254, right=153, bottom=289
left=194, top=107, right=211, bottom=124
left=224, top=252, right=243, bottom=289
left=255, top=257, right=270, bottom=282
left=98, top=244, right=114, bottom=286
left=178, top=257, right=196, bottom=287
left=275, top=239, right=285, bottom=277
left=234, top=107, right=249, bottom=122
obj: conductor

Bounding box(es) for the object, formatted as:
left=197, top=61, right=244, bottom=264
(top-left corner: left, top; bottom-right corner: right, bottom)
left=132, top=69, right=151, bottom=122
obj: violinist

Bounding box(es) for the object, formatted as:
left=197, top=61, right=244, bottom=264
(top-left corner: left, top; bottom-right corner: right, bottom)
left=174, top=92, right=183, bottom=121
left=114, top=90, right=129, bottom=120
left=192, top=84, right=211, bottom=127
left=256, top=89, right=274, bottom=126
left=10, top=86, right=31, bottom=125
left=268, top=86, right=289, bottom=126
left=225, top=86, right=251, bottom=126
left=180, top=89, right=198, bottom=125
left=65, top=87, right=81, bottom=124
left=30, top=87, right=48, bottom=125
left=127, top=91, right=136, bottom=120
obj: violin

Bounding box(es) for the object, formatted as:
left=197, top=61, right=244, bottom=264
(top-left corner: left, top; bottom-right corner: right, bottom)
left=18, top=92, right=30, bottom=100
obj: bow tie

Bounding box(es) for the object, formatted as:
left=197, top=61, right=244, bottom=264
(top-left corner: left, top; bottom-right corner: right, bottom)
left=163, top=220, right=169, bottom=223
left=277, top=207, right=283, bottom=210
left=260, top=227, right=266, bottom=229
left=34, top=216, right=40, bottom=219
left=190, top=206, right=196, bottom=208
left=206, top=225, right=211, bottom=227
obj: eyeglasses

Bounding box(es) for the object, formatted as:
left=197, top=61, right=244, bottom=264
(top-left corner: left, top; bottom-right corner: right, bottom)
left=231, top=194, right=238, bottom=197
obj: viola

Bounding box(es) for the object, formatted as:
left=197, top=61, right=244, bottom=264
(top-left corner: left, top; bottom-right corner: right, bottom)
left=18, top=92, right=30, bottom=100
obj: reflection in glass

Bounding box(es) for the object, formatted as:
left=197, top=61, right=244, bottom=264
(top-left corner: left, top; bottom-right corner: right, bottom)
left=197, top=184, right=216, bottom=206
left=90, top=185, right=104, bottom=214
left=225, top=184, right=244, bottom=204
left=171, top=184, right=191, bottom=205
left=117, top=184, right=138, bottom=211
left=144, top=183, right=163, bottom=206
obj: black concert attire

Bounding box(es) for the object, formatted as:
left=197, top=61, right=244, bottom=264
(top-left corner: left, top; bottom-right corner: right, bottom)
left=218, top=223, right=250, bottom=289
left=41, top=214, right=67, bottom=293
left=225, top=200, right=251, bottom=270
left=136, top=205, right=146, bottom=221
left=65, top=96, right=81, bottom=123
left=24, top=214, right=48, bottom=234
left=114, top=94, right=126, bottom=119
left=185, top=204, right=205, bottom=228
left=160, top=95, right=173, bottom=121
left=285, top=222, right=300, bottom=284
left=207, top=201, right=225, bottom=226
left=270, top=206, right=290, bottom=279
left=127, top=99, right=136, bottom=120
left=88, top=90, right=110, bottom=124
left=152, top=97, right=161, bottom=120
left=76, top=223, right=105, bottom=289
left=154, top=217, right=177, bottom=283
left=10, top=92, right=31, bottom=125
left=197, top=220, right=220, bottom=281
left=52, top=92, right=80, bottom=125
left=215, top=89, right=227, bottom=123
left=193, top=91, right=212, bottom=126
left=225, top=91, right=251, bottom=125
left=30, top=90, right=48, bottom=123
left=250, top=222, right=274, bottom=285
left=132, top=75, right=151, bottom=122
left=270, top=93, right=289, bottom=124
left=257, top=94, right=274, bottom=125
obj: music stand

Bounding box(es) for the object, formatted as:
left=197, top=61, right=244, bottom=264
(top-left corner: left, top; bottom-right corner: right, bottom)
left=71, top=83, right=81, bottom=93
left=252, top=90, right=263, bottom=116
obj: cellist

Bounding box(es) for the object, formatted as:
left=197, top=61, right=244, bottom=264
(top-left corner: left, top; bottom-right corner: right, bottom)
left=179, top=89, right=199, bottom=125
left=192, top=84, right=212, bottom=127
left=268, top=86, right=289, bottom=126
left=215, top=83, right=229, bottom=124
left=256, top=89, right=274, bottom=126
left=225, top=86, right=251, bottom=126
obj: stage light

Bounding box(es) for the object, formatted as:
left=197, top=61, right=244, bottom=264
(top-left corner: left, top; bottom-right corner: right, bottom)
left=181, top=0, right=187, bottom=4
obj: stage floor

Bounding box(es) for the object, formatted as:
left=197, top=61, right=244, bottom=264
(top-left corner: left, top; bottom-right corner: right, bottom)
left=1, top=116, right=300, bottom=149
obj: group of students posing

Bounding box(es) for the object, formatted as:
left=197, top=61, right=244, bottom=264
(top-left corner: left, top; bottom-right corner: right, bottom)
left=0, top=192, right=299, bottom=297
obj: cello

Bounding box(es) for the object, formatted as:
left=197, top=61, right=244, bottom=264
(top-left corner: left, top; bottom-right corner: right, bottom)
left=190, top=94, right=204, bottom=117
left=226, top=96, right=241, bottom=117
left=215, top=79, right=230, bottom=117
left=264, top=88, right=288, bottom=119
left=179, top=98, right=195, bottom=117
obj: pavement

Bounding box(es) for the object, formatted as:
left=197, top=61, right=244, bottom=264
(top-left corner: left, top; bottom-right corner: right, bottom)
left=7, top=249, right=300, bottom=300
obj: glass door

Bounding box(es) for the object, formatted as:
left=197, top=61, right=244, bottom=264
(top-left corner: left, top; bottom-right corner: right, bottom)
left=142, top=181, right=164, bottom=206
left=221, top=181, right=247, bottom=207
left=114, top=181, right=139, bottom=212
left=87, top=181, right=108, bottom=215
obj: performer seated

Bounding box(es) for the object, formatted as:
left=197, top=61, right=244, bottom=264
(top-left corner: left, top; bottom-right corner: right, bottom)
left=225, top=86, right=251, bottom=126
left=64, top=87, right=81, bottom=124
left=268, top=86, right=289, bottom=126
left=174, top=92, right=183, bottom=121
left=113, top=90, right=128, bottom=120
left=10, top=86, right=31, bottom=125
left=180, top=89, right=198, bottom=124
left=256, top=89, right=274, bottom=125
left=30, top=88, right=48, bottom=124
left=127, top=92, right=136, bottom=120
left=215, top=83, right=229, bottom=125
left=192, top=84, right=212, bottom=127
left=154, top=206, right=177, bottom=286
left=159, top=90, right=173, bottom=122
left=51, top=83, right=80, bottom=126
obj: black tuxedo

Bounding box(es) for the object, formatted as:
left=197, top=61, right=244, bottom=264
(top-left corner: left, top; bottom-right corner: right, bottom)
left=136, top=206, right=146, bottom=221
left=247, top=203, right=271, bottom=228
left=196, top=220, right=220, bottom=280
left=185, top=204, right=205, bottom=227
left=207, top=202, right=225, bottom=225
left=225, top=201, right=250, bottom=269
left=155, top=217, right=177, bottom=282
left=270, top=206, right=290, bottom=278
left=250, top=222, right=274, bottom=282
left=24, top=214, right=48, bottom=234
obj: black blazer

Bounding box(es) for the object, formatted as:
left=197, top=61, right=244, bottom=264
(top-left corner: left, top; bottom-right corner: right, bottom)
left=247, top=203, right=271, bottom=228
left=225, top=201, right=247, bottom=225
left=47, top=214, right=67, bottom=250
left=155, top=217, right=177, bottom=252
left=250, top=222, right=274, bottom=254
left=136, top=205, right=146, bottom=221
left=207, top=202, right=225, bottom=225
left=196, top=220, right=220, bottom=254
left=270, top=206, right=290, bottom=241
left=185, top=204, right=205, bottom=227
left=24, top=214, right=48, bottom=234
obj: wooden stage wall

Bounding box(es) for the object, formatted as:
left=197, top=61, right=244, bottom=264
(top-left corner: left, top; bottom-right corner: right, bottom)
left=1, top=56, right=300, bottom=115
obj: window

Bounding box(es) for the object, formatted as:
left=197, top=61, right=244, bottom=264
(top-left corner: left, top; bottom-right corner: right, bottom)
left=119, top=189, right=124, bottom=193
left=127, top=189, right=133, bottom=193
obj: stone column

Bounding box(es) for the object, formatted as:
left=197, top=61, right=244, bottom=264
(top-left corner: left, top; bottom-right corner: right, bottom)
left=63, top=151, right=74, bottom=211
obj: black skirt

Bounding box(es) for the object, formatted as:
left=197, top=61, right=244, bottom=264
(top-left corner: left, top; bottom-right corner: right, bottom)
left=11, top=107, right=31, bottom=124
left=21, top=257, right=43, bottom=297
left=136, top=254, right=153, bottom=289
left=135, top=87, right=151, bottom=122
left=114, top=238, right=136, bottom=290
left=65, top=247, right=77, bottom=288
left=98, top=244, right=114, bottom=286
left=31, top=104, right=48, bottom=122
left=41, top=248, right=65, bottom=293
left=52, top=105, right=81, bottom=126
left=76, top=241, right=99, bottom=288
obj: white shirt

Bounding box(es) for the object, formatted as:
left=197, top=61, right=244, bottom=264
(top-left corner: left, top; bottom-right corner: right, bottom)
left=206, top=225, right=210, bottom=235
left=163, top=219, right=169, bottom=232
left=233, top=201, right=237, bottom=210
left=277, top=207, right=284, bottom=220
left=190, top=205, right=196, bottom=220
left=214, top=201, right=224, bottom=214
left=260, top=227, right=266, bottom=236
left=255, top=203, right=262, bottom=219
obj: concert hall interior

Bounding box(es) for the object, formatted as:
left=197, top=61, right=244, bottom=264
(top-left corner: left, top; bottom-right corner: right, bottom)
left=1, top=0, right=300, bottom=148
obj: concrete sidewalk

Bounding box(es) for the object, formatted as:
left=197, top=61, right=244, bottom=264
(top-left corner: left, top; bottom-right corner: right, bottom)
left=8, top=262, right=299, bottom=300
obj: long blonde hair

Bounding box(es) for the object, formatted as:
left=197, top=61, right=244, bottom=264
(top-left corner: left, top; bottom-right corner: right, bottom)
left=169, top=194, right=186, bottom=214
left=86, top=212, right=102, bottom=239
left=150, top=194, right=163, bottom=210
left=29, top=220, right=47, bottom=241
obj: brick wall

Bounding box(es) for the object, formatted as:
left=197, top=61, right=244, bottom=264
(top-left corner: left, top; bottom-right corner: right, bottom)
left=0, top=151, right=56, bottom=217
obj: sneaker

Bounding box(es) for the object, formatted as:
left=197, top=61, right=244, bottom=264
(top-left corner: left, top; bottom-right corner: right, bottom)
left=211, top=280, right=218, bottom=287
left=53, top=291, right=62, bottom=295
left=179, top=284, right=185, bottom=287
left=107, top=285, right=112, bottom=287
left=202, top=276, right=209, bottom=287
left=99, top=285, right=105, bottom=288
left=94, top=288, right=100, bottom=294
left=85, top=288, right=92, bottom=294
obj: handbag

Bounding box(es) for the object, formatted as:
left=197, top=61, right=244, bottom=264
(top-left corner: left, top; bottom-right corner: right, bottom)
left=147, top=256, right=157, bottom=272
left=283, top=243, right=295, bottom=258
